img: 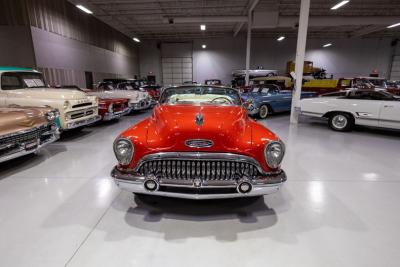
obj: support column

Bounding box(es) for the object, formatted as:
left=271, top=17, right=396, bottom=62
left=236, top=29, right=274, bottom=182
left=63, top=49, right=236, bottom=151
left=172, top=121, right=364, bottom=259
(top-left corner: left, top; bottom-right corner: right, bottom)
left=290, top=0, right=311, bottom=124
left=245, top=12, right=252, bottom=86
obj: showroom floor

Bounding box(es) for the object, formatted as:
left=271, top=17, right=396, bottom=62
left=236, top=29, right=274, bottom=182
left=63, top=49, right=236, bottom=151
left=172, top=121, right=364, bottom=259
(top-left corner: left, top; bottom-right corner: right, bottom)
left=1, top=111, right=400, bottom=267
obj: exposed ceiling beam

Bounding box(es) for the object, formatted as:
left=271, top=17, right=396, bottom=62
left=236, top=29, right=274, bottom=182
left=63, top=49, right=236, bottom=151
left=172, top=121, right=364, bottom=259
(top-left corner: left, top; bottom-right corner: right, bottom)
left=163, top=16, right=248, bottom=24
left=233, top=0, right=260, bottom=37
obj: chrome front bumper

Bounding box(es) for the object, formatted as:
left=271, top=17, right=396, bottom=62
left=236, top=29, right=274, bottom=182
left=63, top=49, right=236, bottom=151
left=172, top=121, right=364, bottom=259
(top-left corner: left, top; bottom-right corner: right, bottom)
left=111, top=167, right=286, bottom=200
left=64, top=115, right=102, bottom=130
left=103, top=108, right=130, bottom=121
left=247, top=104, right=260, bottom=115
left=129, top=100, right=151, bottom=110
left=0, top=130, right=59, bottom=164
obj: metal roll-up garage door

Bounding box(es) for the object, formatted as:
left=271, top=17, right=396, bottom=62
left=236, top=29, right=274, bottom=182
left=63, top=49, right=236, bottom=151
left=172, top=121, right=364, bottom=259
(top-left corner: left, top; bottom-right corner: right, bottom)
left=161, top=42, right=193, bottom=86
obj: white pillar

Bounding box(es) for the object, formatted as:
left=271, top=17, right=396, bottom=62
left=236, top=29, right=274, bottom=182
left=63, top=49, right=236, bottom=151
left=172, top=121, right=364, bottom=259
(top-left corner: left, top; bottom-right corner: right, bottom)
left=245, top=12, right=252, bottom=86
left=290, top=0, right=310, bottom=124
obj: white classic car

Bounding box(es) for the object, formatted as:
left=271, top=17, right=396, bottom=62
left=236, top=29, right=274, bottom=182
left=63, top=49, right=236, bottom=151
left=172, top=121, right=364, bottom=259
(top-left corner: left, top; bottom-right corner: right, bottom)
left=95, top=81, right=151, bottom=110
left=0, top=67, right=101, bottom=130
left=300, top=90, right=400, bottom=131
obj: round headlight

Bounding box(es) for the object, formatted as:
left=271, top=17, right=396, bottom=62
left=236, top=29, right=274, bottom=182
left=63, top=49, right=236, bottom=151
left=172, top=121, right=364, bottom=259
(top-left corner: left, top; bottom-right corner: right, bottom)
left=63, top=101, right=70, bottom=110
left=46, top=111, right=56, bottom=121
left=113, top=138, right=134, bottom=165
left=264, top=141, right=285, bottom=169
left=108, top=103, right=114, bottom=113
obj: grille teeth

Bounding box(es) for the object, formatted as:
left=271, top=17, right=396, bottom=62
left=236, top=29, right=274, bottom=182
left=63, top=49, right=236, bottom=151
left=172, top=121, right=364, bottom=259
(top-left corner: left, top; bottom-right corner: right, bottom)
left=139, top=159, right=259, bottom=181
left=185, top=139, right=214, bottom=148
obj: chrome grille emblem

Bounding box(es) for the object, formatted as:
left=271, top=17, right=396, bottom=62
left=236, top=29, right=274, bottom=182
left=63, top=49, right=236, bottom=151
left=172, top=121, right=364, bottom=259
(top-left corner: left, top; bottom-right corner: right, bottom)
left=185, top=139, right=214, bottom=148
left=195, top=113, right=204, bottom=126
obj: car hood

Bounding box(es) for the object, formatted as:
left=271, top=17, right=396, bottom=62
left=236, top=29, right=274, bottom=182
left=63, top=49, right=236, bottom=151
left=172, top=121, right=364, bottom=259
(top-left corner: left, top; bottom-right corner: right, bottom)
left=0, top=107, right=48, bottom=137
left=6, top=88, right=88, bottom=100
left=146, top=104, right=250, bottom=150
left=88, top=90, right=148, bottom=101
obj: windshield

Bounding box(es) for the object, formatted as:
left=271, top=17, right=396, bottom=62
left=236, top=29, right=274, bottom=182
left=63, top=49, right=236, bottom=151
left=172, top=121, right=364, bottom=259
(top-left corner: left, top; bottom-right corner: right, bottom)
left=1, top=71, right=46, bottom=90
left=160, top=86, right=241, bottom=106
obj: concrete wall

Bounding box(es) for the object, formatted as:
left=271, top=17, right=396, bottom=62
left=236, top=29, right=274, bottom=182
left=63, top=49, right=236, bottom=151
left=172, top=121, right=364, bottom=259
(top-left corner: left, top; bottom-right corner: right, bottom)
left=139, top=41, right=162, bottom=84
left=140, top=37, right=393, bottom=85
left=0, top=26, right=36, bottom=68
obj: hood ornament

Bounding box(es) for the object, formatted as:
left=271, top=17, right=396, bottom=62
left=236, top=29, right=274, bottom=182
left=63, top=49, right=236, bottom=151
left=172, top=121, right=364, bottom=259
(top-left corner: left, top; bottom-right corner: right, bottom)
left=195, top=113, right=204, bottom=126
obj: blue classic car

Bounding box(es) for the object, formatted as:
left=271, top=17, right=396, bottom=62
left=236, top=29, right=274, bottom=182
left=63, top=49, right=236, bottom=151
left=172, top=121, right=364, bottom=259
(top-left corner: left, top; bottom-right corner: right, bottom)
left=242, top=84, right=317, bottom=118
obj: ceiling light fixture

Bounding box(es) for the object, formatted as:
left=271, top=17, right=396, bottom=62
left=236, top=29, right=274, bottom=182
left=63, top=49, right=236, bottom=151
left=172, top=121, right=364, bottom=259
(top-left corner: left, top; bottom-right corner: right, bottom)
left=387, top=22, right=400, bottom=29
left=323, top=43, right=332, bottom=48
left=331, top=0, right=349, bottom=10
left=200, top=24, right=206, bottom=31
left=133, top=37, right=140, bottom=43
left=277, top=36, right=285, bottom=41
left=76, top=5, right=93, bottom=14
left=202, top=44, right=207, bottom=49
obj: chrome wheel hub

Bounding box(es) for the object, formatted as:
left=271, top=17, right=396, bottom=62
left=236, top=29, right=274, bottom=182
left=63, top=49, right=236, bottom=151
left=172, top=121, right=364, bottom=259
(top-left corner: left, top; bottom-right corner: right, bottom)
left=332, top=115, right=347, bottom=129
left=259, top=106, right=268, bottom=118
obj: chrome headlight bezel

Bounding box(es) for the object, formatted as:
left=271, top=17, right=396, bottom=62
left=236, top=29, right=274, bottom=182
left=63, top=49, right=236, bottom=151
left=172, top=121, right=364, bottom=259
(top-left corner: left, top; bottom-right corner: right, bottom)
left=264, top=141, right=285, bottom=169
left=113, top=138, right=134, bottom=165
left=63, top=101, right=70, bottom=110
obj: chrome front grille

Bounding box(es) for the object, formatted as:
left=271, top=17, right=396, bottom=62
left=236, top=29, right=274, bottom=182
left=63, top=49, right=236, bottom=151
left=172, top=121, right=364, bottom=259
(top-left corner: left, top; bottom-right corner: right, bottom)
left=0, top=125, right=49, bottom=147
left=68, top=109, right=95, bottom=120
left=185, top=139, right=214, bottom=148
left=72, top=103, right=92, bottom=109
left=138, top=159, right=260, bottom=181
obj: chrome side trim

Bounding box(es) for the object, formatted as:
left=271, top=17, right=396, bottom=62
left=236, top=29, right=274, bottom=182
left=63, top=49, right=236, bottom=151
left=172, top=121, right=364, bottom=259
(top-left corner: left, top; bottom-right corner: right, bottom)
left=132, top=152, right=276, bottom=175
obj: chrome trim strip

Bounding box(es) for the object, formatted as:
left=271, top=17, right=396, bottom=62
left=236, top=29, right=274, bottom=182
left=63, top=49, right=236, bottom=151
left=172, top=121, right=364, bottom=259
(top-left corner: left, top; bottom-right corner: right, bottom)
left=132, top=152, right=276, bottom=175
left=184, top=139, right=214, bottom=148
left=64, top=115, right=101, bottom=130
left=300, top=111, right=324, bottom=116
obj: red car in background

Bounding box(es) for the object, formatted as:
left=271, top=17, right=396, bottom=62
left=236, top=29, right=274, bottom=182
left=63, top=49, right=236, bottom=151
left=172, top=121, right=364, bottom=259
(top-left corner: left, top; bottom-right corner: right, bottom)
left=98, top=98, right=130, bottom=121
left=140, top=85, right=162, bottom=105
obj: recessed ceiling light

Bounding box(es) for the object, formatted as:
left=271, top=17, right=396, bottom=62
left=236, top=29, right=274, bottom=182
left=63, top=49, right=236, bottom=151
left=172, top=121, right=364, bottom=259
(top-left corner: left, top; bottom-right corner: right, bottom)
left=387, top=22, right=400, bottom=29
left=133, top=37, right=140, bottom=43
left=200, top=24, right=206, bottom=31
left=331, top=0, right=349, bottom=10
left=323, top=43, right=332, bottom=48
left=277, top=36, right=285, bottom=41
left=76, top=5, right=93, bottom=14
left=202, top=44, right=207, bottom=49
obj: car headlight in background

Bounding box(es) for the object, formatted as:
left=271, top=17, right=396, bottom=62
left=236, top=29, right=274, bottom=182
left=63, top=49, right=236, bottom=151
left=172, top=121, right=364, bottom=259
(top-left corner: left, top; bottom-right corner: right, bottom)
left=63, top=101, right=70, bottom=110
left=113, top=138, right=134, bottom=165
left=264, top=141, right=285, bottom=169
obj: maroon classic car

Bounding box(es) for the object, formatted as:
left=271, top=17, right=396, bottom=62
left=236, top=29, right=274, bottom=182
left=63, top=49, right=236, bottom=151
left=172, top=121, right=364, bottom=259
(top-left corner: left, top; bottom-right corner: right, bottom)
left=98, top=98, right=130, bottom=121
left=140, top=85, right=161, bottom=104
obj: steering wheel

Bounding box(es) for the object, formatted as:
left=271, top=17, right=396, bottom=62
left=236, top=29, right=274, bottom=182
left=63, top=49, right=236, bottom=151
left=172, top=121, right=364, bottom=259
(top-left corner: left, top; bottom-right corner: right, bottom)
left=211, top=97, right=233, bottom=104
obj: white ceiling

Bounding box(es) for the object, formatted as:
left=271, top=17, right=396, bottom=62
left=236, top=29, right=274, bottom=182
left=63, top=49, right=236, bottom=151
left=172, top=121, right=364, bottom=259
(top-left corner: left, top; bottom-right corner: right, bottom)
left=69, top=0, right=400, bottom=40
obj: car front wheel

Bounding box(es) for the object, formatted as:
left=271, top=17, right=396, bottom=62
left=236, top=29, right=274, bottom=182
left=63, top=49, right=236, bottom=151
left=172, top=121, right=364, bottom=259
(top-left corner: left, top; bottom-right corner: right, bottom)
left=259, top=105, right=269, bottom=119
left=328, top=113, right=354, bottom=131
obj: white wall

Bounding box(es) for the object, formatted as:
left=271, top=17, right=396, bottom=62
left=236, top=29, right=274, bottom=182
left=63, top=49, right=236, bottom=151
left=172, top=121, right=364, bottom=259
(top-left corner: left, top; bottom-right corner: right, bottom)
left=140, top=37, right=393, bottom=85
left=31, top=27, right=139, bottom=87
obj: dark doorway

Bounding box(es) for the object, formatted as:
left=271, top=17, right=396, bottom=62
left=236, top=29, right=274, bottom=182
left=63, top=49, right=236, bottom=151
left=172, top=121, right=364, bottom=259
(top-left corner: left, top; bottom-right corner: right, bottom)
left=147, top=75, right=156, bottom=85
left=85, top=71, right=94, bottom=89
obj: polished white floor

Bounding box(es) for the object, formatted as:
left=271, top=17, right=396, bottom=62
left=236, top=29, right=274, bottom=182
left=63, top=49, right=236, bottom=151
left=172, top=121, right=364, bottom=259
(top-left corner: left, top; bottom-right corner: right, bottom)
left=1, top=111, right=400, bottom=267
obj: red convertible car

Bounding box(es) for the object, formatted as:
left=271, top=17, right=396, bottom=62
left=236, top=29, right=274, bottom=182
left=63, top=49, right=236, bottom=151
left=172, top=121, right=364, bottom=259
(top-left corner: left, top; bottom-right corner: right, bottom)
left=111, top=85, right=286, bottom=199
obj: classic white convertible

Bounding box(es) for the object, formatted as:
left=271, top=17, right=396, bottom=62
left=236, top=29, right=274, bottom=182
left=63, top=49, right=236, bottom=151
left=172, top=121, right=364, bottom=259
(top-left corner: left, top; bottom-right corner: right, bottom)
left=300, top=90, right=400, bottom=131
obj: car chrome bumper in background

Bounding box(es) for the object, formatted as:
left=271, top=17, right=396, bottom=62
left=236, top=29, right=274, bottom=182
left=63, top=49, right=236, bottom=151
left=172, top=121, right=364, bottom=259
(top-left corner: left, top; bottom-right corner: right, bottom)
left=111, top=167, right=286, bottom=200
left=130, top=100, right=151, bottom=110
left=64, top=115, right=102, bottom=130
left=0, top=130, right=59, bottom=164
left=103, top=108, right=130, bottom=121
left=247, top=104, right=259, bottom=115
